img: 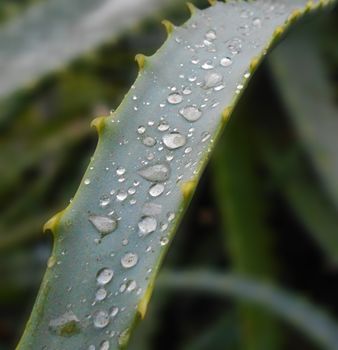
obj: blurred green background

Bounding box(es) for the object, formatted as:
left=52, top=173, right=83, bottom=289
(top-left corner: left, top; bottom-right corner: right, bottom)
left=1, top=1, right=338, bottom=349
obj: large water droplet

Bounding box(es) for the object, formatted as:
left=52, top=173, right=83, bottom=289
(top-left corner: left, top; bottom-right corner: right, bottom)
left=167, top=92, right=183, bottom=105
left=162, top=132, right=187, bottom=150
left=138, top=216, right=157, bottom=235
left=93, top=310, right=110, bottom=329
left=203, top=72, right=223, bottom=89
left=89, top=216, right=117, bottom=236
left=138, top=163, right=170, bottom=182
left=121, top=253, right=138, bottom=269
left=96, top=268, right=114, bottom=285
left=49, top=311, right=80, bottom=336
left=149, top=183, right=165, bottom=197
left=179, top=106, right=202, bottom=122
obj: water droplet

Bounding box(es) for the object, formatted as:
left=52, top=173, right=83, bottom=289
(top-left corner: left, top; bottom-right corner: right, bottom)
left=137, top=126, right=146, bottom=134
left=84, top=178, right=91, bottom=185
left=138, top=163, right=171, bottom=182
left=121, top=253, right=138, bottom=269
left=99, top=195, right=111, bottom=208
left=49, top=311, right=80, bottom=336
left=205, top=29, right=217, bottom=41
left=116, top=190, right=128, bottom=202
left=183, top=86, right=192, bottom=95
left=100, top=340, right=110, bottom=350
left=110, top=306, right=119, bottom=318
left=138, top=216, right=157, bottom=235
left=203, top=72, right=223, bottom=89
left=93, top=310, right=110, bottom=329
left=116, top=167, right=126, bottom=176
left=160, top=237, right=169, bottom=246
left=125, top=279, right=137, bottom=293
left=89, top=216, right=117, bottom=236
left=167, top=92, right=183, bottom=105
left=201, top=132, right=211, bottom=142
left=168, top=212, right=176, bottom=222
left=142, top=136, right=156, bottom=147
left=201, top=60, right=214, bottom=70
left=158, top=120, right=169, bottom=131
left=149, top=183, right=165, bottom=197
left=162, top=132, right=187, bottom=150
left=96, top=268, right=114, bottom=285
left=226, top=37, right=242, bottom=55
left=220, top=57, right=232, bottom=67
left=95, top=288, right=107, bottom=302
left=179, top=106, right=202, bottom=122
left=252, top=17, right=262, bottom=27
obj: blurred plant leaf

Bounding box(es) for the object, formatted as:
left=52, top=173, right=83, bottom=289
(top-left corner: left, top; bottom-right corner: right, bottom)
left=270, top=19, right=338, bottom=210
left=213, top=113, right=282, bottom=350
left=0, top=0, right=179, bottom=101
left=159, top=270, right=338, bottom=350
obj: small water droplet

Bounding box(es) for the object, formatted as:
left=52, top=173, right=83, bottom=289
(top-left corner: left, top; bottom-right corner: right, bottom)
left=116, top=190, right=128, bottom=202
left=138, top=216, right=157, bottom=236
left=89, top=216, right=117, bottom=236
left=201, top=60, right=214, bottom=70
left=160, top=237, right=169, bottom=246
left=205, top=29, right=217, bottom=41
left=121, top=253, right=138, bottom=269
left=179, top=106, right=202, bottom=122
left=116, top=167, right=126, bottom=176
left=95, top=288, right=107, bottom=302
left=201, top=132, right=211, bottom=143
left=100, top=340, right=110, bottom=350
left=220, top=57, right=232, bottom=67
left=84, top=178, right=91, bottom=185
left=93, top=310, right=110, bottom=329
left=167, top=92, right=183, bottom=105
left=203, top=72, right=223, bottom=89
left=142, top=136, right=156, bottom=147
left=96, top=268, right=114, bottom=285
left=149, top=183, right=165, bottom=197
left=137, top=126, right=146, bottom=134
left=138, top=163, right=171, bottom=182
left=162, top=132, right=187, bottom=149
left=110, top=306, right=119, bottom=318
left=158, top=120, right=169, bottom=131
left=99, top=195, right=111, bottom=208
left=226, top=37, right=242, bottom=55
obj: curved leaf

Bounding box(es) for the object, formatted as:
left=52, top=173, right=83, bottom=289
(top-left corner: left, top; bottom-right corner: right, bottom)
left=16, top=1, right=334, bottom=349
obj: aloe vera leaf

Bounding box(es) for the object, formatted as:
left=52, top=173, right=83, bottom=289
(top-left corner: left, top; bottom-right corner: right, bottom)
left=16, top=1, right=334, bottom=349
left=0, top=0, right=181, bottom=99
left=269, top=19, right=338, bottom=210
left=159, top=270, right=338, bottom=349
left=213, top=113, right=282, bottom=350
